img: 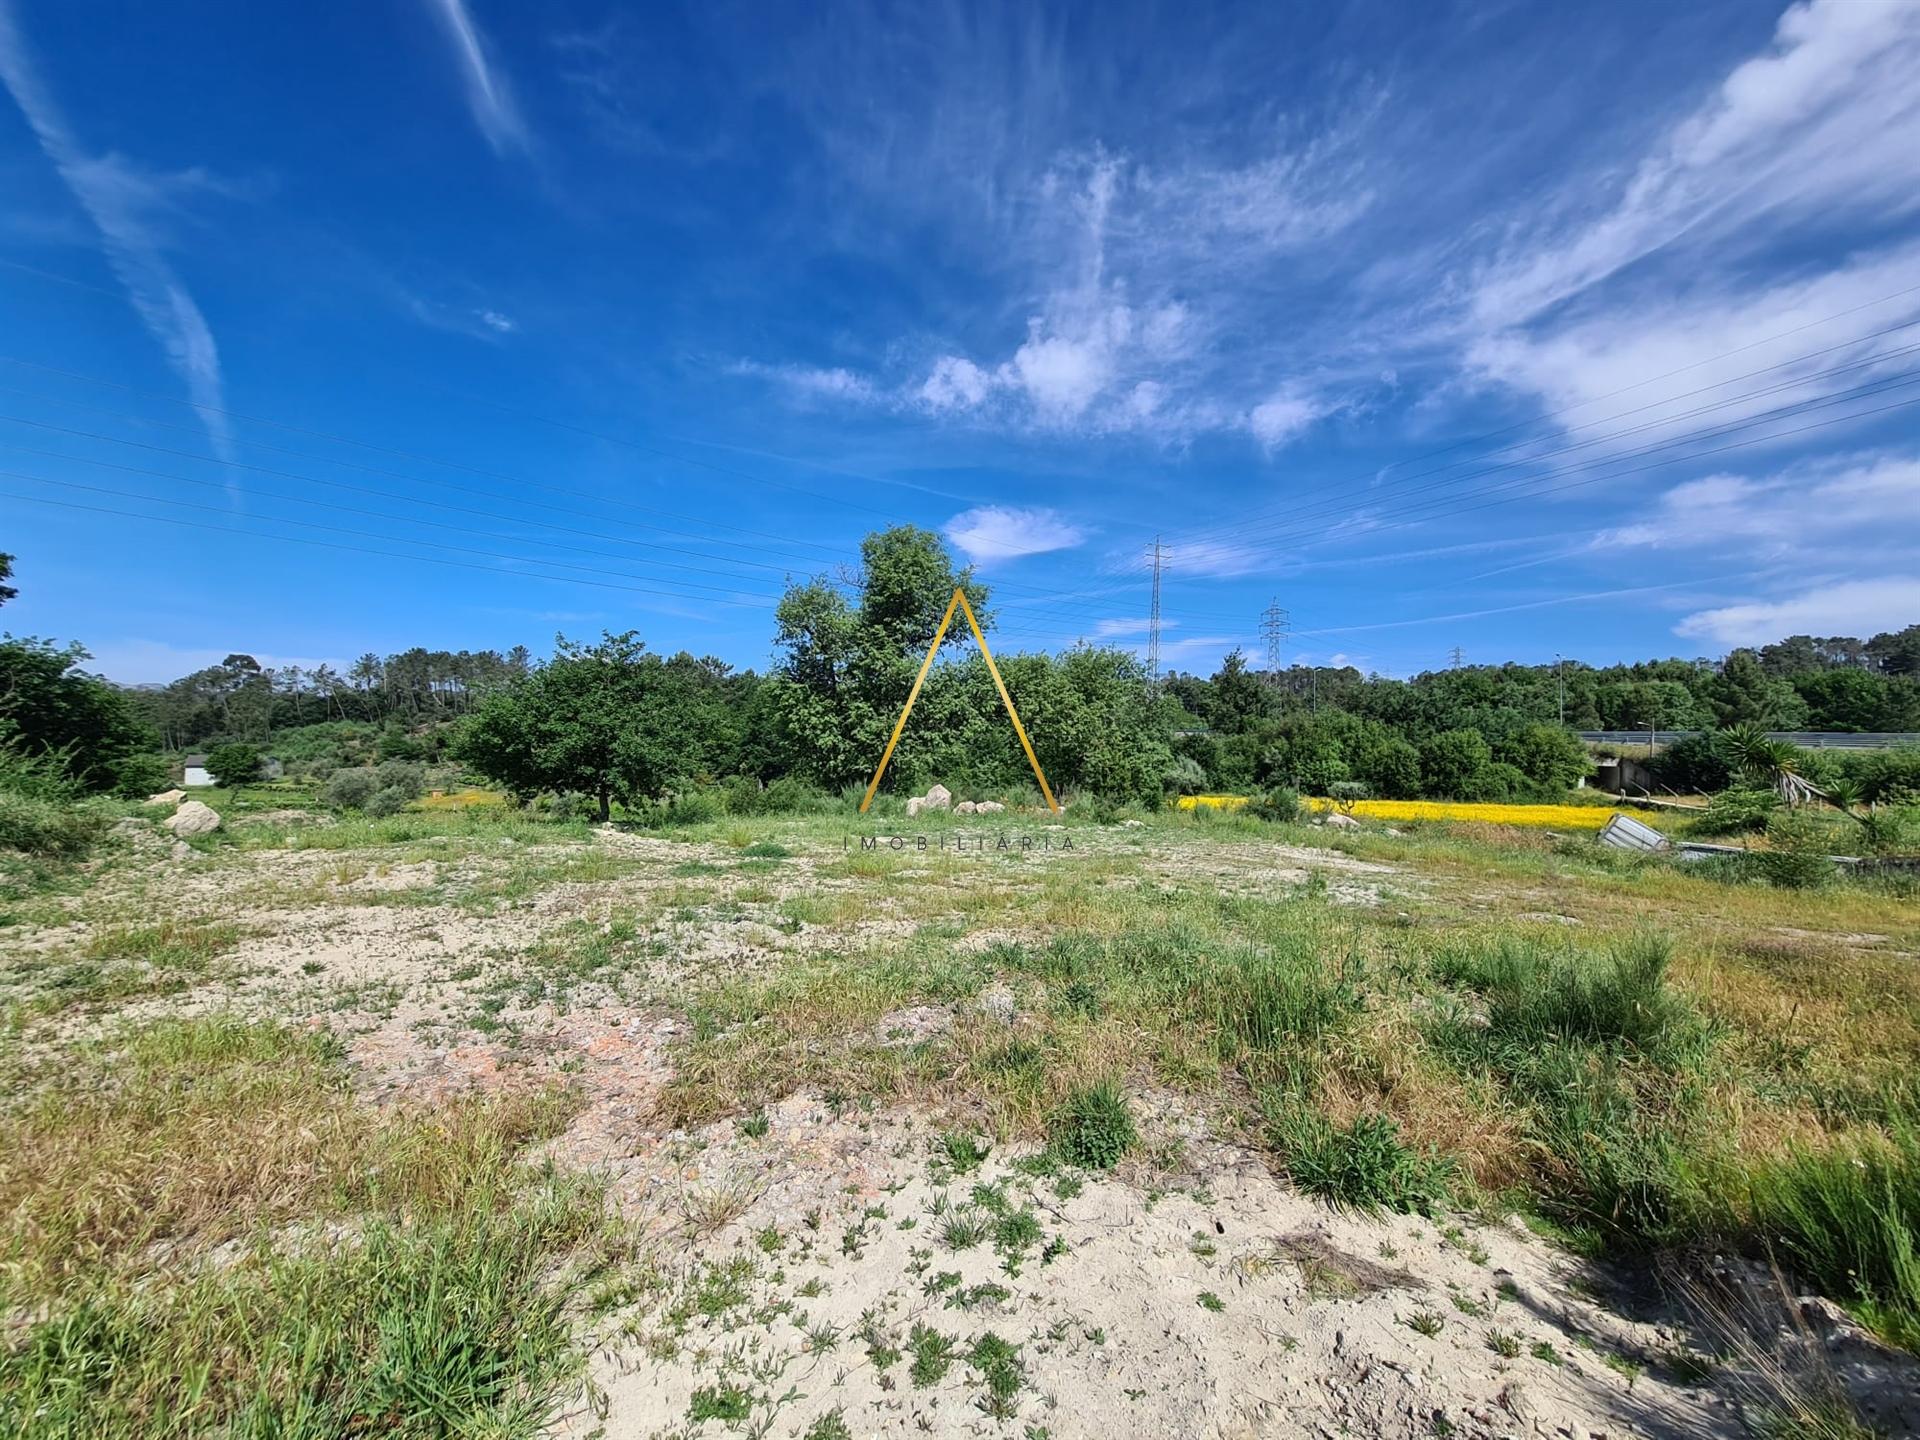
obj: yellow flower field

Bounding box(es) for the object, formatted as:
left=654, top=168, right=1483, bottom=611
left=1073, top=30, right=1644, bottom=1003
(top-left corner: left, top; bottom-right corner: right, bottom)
left=1176, top=793, right=1665, bottom=831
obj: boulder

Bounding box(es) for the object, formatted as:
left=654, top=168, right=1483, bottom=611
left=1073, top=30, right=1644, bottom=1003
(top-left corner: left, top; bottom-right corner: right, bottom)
left=905, top=796, right=926, bottom=818
left=1325, top=811, right=1361, bottom=830
left=954, top=801, right=979, bottom=815
left=975, top=800, right=1005, bottom=814
left=146, top=789, right=185, bottom=807
left=922, top=784, right=952, bottom=811
left=164, top=800, right=222, bottom=837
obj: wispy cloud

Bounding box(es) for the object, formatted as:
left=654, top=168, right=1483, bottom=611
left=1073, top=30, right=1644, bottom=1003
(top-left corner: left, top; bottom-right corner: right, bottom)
left=725, top=359, right=879, bottom=405
left=0, top=1, right=234, bottom=464
left=1594, top=451, right=1920, bottom=553
left=421, top=0, right=528, bottom=156
left=1675, top=577, right=1920, bottom=648
left=944, top=505, right=1086, bottom=564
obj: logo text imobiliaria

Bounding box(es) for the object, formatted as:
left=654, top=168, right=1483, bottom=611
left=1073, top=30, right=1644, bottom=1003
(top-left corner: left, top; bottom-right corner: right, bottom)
left=853, top=586, right=1063, bottom=829
left=845, top=831, right=1076, bottom=853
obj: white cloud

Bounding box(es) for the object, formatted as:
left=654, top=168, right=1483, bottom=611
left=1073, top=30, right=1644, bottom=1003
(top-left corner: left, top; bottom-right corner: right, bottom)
left=1468, top=0, right=1920, bottom=331
left=1596, top=452, right=1920, bottom=551
left=1090, top=616, right=1165, bottom=638
left=421, top=0, right=528, bottom=156
left=0, top=3, right=234, bottom=463
left=477, top=308, right=516, bottom=332
left=1675, top=578, right=1920, bottom=647
left=1248, top=385, right=1330, bottom=450
left=918, top=355, right=993, bottom=411
left=1154, top=539, right=1265, bottom=579
left=726, top=359, right=878, bottom=405
left=944, top=506, right=1086, bottom=564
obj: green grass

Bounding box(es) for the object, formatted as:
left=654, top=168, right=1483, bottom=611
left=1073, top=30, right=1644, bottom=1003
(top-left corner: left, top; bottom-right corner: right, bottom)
left=0, top=1015, right=622, bottom=1439
left=1265, top=1108, right=1453, bottom=1215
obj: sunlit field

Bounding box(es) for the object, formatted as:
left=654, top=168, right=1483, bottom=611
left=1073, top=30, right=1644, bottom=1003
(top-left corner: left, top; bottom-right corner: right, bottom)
left=4, top=790, right=1917, bottom=1438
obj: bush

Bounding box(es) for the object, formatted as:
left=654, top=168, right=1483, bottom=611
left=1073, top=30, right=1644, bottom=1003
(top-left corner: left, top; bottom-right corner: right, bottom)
left=109, top=753, right=172, bottom=800
left=372, top=761, right=426, bottom=800
left=1162, top=755, right=1208, bottom=796
left=1049, top=1081, right=1136, bottom=1170
left=1692, top=787, right=1779, bottom=836
left=1418, top=730, right=1494, bottom=800
left=1246, top=786, right=1300, bottom=823
left=363, top=787, right=411, bottom=818
left=1753, top=810, right=1836, bottom=890
left=205, top=743, right=263, bottom=790
left=1650, top=733, right=1734, bottom=793
left=0, top=788, right=108, bottom=856
left=323, top=768, right=381, bottom=811
left=1266, top=1108, right=1453, bottom=1215
left=1326, top=780, right=1370, bottom=815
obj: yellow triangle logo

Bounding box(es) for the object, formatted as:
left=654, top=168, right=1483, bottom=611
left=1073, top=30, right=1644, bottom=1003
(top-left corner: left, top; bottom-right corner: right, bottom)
left=859, top=586, right=1060, bottom=814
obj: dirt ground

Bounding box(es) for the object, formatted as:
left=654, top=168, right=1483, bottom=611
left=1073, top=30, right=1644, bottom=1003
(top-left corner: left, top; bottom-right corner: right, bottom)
left=12, top=810, right=1920, bottom=1439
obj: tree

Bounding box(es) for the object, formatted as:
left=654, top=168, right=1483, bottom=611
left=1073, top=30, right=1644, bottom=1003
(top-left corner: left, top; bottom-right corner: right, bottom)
left=1705, top=650, right=1810, bottom=729
left=457, top=632, right=724, bottom=820
left=1418, top=729, right=1495, bottom=800
left=1495, top=724, right=1590, bottom=793
left=0, top=637, right=153, bottom=791
left=0, top=552, right=15, bottom=607
left=206, top=742, right=264, bottom=789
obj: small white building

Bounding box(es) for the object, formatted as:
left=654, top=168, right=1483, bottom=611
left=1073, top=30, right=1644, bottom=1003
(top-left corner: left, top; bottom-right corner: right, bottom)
left=183, top=754, right=213, bottom=787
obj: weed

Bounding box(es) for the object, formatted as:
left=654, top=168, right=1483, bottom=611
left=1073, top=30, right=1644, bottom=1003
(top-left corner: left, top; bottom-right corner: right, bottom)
left=968, top=1332, right=1026, bottom=1419
left=1050, top=1080, right=1137, bottom=1170
left=936, top=1130, right=990, bottom=1174
left=908, top=1324, right=956, bottom=1387
left=1487, top=1329, right=1522, bottom=1358
left=1266, top=1107, right=1453, bottom=1215
left=741, top=1110, right=770, bottom=1139
left=1404, top=1311, right=1445, bottom=1336
left=688, top=1383, right=754, bottom=1423
left=1197, top=1291, right=1225, bottom=1312
left=805, top=1411, right=853, bottom=1440
left=1531, top=1341, right=1562, bottom=1365
left=938, top=1211, right=990, bottom=1251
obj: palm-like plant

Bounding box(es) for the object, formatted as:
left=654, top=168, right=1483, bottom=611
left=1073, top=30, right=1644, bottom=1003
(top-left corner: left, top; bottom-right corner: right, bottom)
left=1715, top=724, right=1820, bottom=806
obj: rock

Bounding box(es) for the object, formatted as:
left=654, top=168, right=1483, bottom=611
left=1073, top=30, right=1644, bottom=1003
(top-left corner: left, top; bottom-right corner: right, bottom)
left=164, top=800, right=222, bottom=837
left=922, top=784, right=952, bottom=812
left=146, top=788, right=186, bottom=807
left=975, top=800, right=1005, bottom=814
left=978, top=985, right=1016, bottom=1025
left=169, top=839, right=198, bottom=861
left=905, top=796, right=926, bottom=818
left=1385, top=826, right=1405, bottom=836
left=954, top=801, right=979, bottom=815
left=1325, top=812, right=1361, bottom=829
left=1122, top=818, right=1145, bottom=828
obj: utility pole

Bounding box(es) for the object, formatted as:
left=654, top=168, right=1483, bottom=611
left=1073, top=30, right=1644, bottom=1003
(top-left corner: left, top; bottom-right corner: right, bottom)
left=1259, top=599, right=1289, bottom=689
left=1147, top=536, right=1164, bottom=687
left=1555, top=653, right=1565, bottom=725
left=1448, top=645, right=1465, bottom=669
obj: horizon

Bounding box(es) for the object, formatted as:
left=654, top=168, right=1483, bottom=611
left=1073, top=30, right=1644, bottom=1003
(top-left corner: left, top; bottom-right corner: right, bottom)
left=4, top=0, right=1919, bottom=686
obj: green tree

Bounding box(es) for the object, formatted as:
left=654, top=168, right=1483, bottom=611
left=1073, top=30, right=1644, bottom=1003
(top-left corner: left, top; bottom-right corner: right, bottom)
left=206, top=742, right=264, bottom=789
left=1418, top=729, right=1495, bottom=800
left=0, top=552, right=15, bottom=607
left=1495, top=724, right=1590, bottom=793
left=456, top=632, right=723, bottom=820
left=0, top=637, right=153, bottom=792
left=1704, top=650, right=1810, bottom=729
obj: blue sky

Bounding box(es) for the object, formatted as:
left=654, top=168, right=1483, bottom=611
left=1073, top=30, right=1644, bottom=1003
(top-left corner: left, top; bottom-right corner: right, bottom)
left=2, top=0, right=1917, bottom=684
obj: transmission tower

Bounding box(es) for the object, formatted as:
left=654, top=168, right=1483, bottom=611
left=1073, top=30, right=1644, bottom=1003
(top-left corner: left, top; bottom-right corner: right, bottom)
left=1260, top=599, right=1290, bottom=687
left=1146, top=536, right=1164, bottom=685
left=1448, top=645, right=1465, bottom=668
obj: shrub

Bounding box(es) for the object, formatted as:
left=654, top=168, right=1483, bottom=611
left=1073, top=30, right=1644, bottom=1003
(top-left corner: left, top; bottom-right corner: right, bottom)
left=363, top=787, right=411, bottom=818
left=1650, top=733, right=1734, bottom=793
left=0, top=789, right=108, bottom=856
left=1050, top=1081, right=1136, bottom=1170
left=1754, top=811, right=1836, bottom=891
left=1327, top=780, right=1370, bottom=815
left=1266, top=1108, right=1453, bottom=1215
left=109, top=753, right=172, bottom=800
left=205, top=743, right=264, bottom=790
left=1162, top=755, right=1208, bottom=797
left=1419, top=730, right=1494, bottom=800
left=1246, top=786, right=1300, bottom=823
left=323, top=769, right=380, bottom=811
left=1692, top=787, right=1779, bottom=836
left=372, top=761, right=426, bottom=800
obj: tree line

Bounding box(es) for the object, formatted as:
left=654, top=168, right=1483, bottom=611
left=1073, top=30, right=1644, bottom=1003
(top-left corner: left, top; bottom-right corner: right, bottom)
left=2, top=537, right=1917, bottom=814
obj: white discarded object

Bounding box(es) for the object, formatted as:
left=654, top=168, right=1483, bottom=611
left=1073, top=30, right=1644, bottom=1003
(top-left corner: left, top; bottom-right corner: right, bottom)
left=1597, top=813, right=1668, bottom=853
